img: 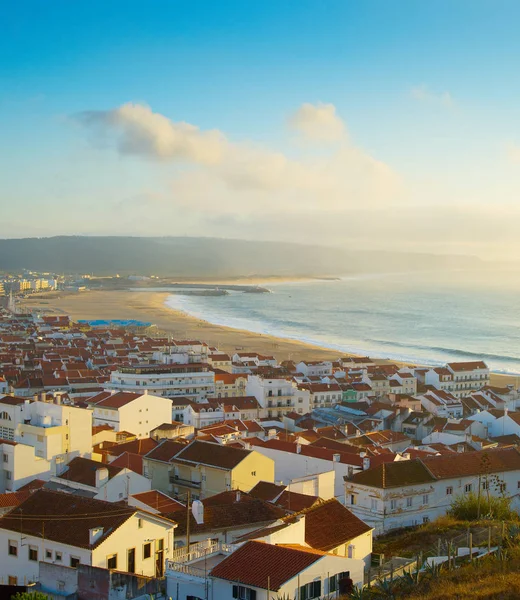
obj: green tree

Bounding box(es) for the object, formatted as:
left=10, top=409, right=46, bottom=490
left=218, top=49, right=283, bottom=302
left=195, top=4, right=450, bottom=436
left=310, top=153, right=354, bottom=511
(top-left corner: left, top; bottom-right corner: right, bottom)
left=11, top=593, right=49, bottom=600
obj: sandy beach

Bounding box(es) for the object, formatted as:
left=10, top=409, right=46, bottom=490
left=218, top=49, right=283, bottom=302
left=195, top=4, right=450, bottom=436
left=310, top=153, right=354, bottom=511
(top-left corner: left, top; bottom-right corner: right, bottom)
left=20, top=290, right=349, bottom=362
left=20, top=289, right=518, bottom=387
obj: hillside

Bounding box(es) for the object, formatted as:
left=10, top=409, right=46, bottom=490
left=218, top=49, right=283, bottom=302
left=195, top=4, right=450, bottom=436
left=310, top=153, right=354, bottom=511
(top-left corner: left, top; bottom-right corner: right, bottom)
left=0, top=236, right=484, bottom=277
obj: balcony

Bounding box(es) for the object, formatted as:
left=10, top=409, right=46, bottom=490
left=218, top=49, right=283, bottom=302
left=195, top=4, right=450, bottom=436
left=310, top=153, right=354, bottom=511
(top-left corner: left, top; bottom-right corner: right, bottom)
left=169, top=475, right=201, bottom=488
left=167, top=541, right=238, bottom=580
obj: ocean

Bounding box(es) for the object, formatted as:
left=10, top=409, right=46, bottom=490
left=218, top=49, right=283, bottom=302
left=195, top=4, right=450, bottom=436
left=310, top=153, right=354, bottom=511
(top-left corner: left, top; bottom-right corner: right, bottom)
left=163, top=270, right=520, bottom=374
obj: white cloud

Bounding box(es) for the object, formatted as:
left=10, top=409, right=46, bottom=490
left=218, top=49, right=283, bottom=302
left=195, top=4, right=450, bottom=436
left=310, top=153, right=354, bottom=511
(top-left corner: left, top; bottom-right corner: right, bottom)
left=77, top=103, right=227, bottom=164
left=410, top=85, right=454, bottom=108
left=288, top=102, right=346, bottom=142
left=76, top=101, right=403, bottom=210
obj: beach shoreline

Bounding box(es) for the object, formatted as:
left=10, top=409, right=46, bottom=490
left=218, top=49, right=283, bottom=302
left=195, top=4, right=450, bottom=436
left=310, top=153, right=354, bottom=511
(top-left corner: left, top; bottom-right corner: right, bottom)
left=19, top=289, right=519, bottom=386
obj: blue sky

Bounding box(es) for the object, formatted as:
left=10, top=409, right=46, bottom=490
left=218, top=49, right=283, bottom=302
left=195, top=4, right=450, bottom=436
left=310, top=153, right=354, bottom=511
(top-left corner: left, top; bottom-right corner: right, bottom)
left=1, top=1, right=520, bottom=258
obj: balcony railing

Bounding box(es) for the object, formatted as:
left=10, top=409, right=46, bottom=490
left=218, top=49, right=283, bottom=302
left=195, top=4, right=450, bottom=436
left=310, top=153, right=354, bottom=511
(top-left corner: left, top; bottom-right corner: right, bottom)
left=169, top=475, right=201, bottom=488
left=170, top=540, right=238, bottom=564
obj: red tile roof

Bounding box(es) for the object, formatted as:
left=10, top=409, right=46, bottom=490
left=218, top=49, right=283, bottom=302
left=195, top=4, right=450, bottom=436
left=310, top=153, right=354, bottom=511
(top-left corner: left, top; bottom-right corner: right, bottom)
left=131, top=490, right=184, bottom=514
left=144, top=439, right=189, bottom=463
left=0, top=489, right=139, bottom=549
left=90, top=391, right=141, bottom=409
left=297, top=498, right=372, bottom=551
left=174, top=440, right=251, bottom=470
left=110, top=452, right=144, bottom=475
left=210, top=541, right=326, bottom=590
left=106, top=437, right=158, bottom=457
left=167, top=490, right=287, bottom=536
left=58, top=457, right=122, bottom=487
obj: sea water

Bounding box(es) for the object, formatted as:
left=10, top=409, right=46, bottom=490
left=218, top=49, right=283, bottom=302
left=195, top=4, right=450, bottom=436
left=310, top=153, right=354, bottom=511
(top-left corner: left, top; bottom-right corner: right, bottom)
left=163, top=270, right=520, bottom=374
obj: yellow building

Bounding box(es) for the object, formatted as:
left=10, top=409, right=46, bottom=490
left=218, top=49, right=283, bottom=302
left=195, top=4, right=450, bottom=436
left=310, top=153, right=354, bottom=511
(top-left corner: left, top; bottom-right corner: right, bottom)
left=144, top=439, right=275, bottom=501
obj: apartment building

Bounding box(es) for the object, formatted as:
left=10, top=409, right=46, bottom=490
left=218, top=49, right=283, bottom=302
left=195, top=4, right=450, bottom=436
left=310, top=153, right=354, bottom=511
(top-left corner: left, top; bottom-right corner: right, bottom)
left=0, top=395, right=91, bottom=469
left=106, top=363, right=215, bottom=402
left=246, top=374, right=310, bottom=418
left=90, top=391, right=172, bottom=438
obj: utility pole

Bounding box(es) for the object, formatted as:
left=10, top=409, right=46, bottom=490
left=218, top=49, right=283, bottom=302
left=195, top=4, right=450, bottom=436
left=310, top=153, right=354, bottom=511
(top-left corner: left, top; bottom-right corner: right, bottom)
left=186, top=489, right=191, bottom=552
left=477, top=473, right=481, bottom=519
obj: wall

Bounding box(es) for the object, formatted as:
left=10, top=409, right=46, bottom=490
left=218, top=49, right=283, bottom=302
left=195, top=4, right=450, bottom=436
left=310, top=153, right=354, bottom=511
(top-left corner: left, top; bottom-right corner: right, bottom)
left=250, top=445, right=352, bottom=502
left=231, top=452, right=275, bottom=493
left=92, top=513, right=175, bottom=577
left=211, top=554, right=364, bottom=599
left=119, top=394, right=173, bottom=439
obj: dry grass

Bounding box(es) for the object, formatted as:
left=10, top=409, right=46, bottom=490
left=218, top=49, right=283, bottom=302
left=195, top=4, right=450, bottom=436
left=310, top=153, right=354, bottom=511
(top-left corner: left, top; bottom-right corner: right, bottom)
left=407, top=551, right=520, bottom=599
left=373, top=516, right=508, bottom=559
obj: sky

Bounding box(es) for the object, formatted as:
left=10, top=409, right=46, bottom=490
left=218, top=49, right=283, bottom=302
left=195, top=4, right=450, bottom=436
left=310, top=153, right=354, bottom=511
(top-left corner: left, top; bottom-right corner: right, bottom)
left=2, top=0, right=520, bottom=259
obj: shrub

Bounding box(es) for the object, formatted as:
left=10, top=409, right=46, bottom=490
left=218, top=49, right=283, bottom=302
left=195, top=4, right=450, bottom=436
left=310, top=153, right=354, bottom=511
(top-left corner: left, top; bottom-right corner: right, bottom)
left=448, top=492, right=517, bottom=521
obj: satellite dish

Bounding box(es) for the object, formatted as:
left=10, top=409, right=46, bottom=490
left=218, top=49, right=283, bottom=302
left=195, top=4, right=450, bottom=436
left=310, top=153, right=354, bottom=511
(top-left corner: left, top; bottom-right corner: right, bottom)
left=191, top=500, right=204, bottom=525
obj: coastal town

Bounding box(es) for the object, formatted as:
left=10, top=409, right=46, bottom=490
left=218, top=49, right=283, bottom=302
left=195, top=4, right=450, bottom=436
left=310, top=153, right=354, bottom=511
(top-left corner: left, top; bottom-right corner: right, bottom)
left=0, top=292, right=519, bottom=599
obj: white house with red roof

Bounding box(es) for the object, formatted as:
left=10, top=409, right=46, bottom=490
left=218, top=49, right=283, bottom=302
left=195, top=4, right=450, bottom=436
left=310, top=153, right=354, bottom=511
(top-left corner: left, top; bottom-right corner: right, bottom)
left=167, top=540, right=363, bottom=600
left=90, top=391, right=172, bottom=438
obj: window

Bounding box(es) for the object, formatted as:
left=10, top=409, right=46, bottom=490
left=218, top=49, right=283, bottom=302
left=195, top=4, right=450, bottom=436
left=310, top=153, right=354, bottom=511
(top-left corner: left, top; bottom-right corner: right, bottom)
left=482, top=481, right=489, bottom=490
left=500, top=483, right=507, bottom=493
left=107, top=554, right=117, bottom=570
left=232, top=586, right=257, bottom=600
left=446, top=486, right=453, bottom=495
left=423, top=494, right=429, bottom=505
left=45, top=549, right=52, bottom=560
left=251, top=471, right=256, bottom=477
left=28, top=546, right=38, bottom=561
left=8, top=540, right=17, bottom=557
left=299, top=580, right=321, bottom=600
left=329, top=572, right=350, bottom=594
left=138, top=518, right=143, bottom=529
left=390, top=499, right=397, bottom=510
left=5, top=471, right=11, bottom=480
left=2, top=454, right=7, bottom=463
left=423, top=516, right=430, bottom=524
left=464, top=483, right=472, bottom=493
left=370, top=498, right=377, bottom=510
left=406, top=497, right=413, bottom=507
left=143, top=542, right=152, bottom=559
left=350, top=495, right=357, bottom=506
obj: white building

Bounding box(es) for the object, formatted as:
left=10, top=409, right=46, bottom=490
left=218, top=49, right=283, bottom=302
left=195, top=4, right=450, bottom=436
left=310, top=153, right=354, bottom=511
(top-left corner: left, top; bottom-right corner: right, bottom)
left=246, top=375, right=311, bottom=419
left=345, top=447, right=520, bottom=534
left=0, top=395, right=92, bottom=468
left=0, top=440, right=52, bottom=492
left=106, top=363, right=215, bottom=402
left=48, top=456, right=151, bottom=501
left=167, top=540, right=364, bottom=600
left=425, top=361, right=490, bottom=399
left=296, top=361, right=333, bottom=378
left=417, top=389, right=463, bottom=418
left=90, top=391, right=173, bottom=438
left=0, top=489, right=177, bottom=585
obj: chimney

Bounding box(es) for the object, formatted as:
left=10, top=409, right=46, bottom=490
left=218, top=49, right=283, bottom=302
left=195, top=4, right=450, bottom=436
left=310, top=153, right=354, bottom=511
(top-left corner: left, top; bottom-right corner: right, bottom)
left=333, top=453, right=340, bottom=463
left=89, top=526, right=104, bottom=546
left=504, top=407, right=509, bottom=416
left=363, top=456, right=371, bottom=470
left=296, top=443, right=302, bottom=454
left=95, top=467, right=109, bottom=488
left=235, top=490, right=241, bottom=502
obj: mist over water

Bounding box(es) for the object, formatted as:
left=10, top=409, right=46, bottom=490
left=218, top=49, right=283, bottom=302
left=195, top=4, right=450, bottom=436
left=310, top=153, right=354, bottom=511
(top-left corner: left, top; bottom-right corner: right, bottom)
left=164, top=271, right=520, bottom=374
